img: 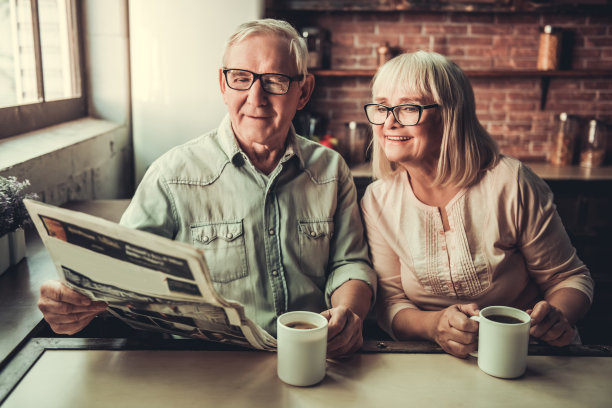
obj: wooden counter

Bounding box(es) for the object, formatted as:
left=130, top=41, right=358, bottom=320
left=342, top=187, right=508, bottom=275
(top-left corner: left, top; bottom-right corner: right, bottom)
left=1, top=338, right=611, bottom=408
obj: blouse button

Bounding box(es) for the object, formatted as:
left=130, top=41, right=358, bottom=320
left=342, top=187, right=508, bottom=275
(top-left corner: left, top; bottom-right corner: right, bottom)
left=226, top=233, right=233, bottom=239
left=271, top=270, right=278, bottom=276
left=202, top=236, right=209, bottom=243
left=268, top=229, right=275, bottom=235
left=310, top=231, right=317, bottom=237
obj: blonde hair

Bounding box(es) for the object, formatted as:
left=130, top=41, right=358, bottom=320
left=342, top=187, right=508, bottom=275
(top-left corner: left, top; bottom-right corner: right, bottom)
left=370, top=50, right=499, bottom=187
left=222, top=18, right=308, bottom=78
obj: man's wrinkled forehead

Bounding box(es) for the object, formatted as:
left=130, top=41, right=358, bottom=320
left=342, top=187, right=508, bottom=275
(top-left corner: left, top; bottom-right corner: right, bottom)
left=225, top=33, right=295, bottom=66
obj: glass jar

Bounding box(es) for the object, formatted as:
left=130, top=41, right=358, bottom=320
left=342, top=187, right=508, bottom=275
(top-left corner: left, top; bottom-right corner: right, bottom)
left=537, top=25, right=561, bottom=71
left=579, top=119, right=606, bottom=168
left=346, top=121, right=370, bottom=166
left=301, top=27, right=328, bottom=70
left=550, top=112, right=577, bottom=166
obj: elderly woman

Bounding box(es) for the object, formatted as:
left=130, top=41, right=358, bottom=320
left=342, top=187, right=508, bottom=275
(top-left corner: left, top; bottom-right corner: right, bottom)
left=360, top=50, right=594, bottom=358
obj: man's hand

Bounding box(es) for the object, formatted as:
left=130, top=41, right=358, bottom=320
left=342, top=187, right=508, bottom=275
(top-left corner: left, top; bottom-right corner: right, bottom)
left=431, top=303, right=480, bottom=358
left=527, top=300, right=575, bottom=346
left=38, top=280, right=108, bottom=334
left=320, top=305, right=363, bottom=358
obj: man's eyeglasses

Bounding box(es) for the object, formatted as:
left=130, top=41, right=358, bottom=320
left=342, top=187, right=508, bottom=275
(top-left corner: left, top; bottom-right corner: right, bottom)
left=223, top=68, right=305, bottom=95
left=363, top=103, right=440, bottom=126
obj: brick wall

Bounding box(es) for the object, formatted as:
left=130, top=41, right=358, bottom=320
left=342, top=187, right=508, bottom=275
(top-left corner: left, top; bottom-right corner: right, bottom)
left=271, top=10, right=612, bottom=163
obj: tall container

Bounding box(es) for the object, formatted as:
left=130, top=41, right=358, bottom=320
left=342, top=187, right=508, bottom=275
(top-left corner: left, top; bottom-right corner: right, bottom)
left=346, top=121, right=370, bottom=166
left=579, top=119, right=606, bottom=168
left=301, top=27, right=329, bottom=69
left=537, top=25, right=561, bottom=71
left=550, top=112, right=578, bottom=166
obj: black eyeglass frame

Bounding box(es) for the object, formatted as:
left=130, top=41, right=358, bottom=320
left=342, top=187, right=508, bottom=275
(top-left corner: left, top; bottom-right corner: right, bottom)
left=222, top=68, right=305, bottom=95
left=363, top=103, right=440, bottom=126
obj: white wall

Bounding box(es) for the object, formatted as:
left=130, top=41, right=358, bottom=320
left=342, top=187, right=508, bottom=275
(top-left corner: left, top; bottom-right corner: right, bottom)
left=129, top=0, right=263, bottom=184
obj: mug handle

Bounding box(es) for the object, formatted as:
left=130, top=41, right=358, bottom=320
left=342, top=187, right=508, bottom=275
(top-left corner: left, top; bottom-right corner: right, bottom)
left=469, top=315, right=480, bottom=357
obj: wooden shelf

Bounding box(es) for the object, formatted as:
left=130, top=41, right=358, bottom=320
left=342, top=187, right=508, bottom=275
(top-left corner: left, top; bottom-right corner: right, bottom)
left=311, top=69, right=612, bottom=110
left=311, top=69, right=612, bottom=78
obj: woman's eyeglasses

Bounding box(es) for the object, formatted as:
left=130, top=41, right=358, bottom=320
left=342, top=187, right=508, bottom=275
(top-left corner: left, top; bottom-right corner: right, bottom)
left=363, top=103, right=439, bottom=126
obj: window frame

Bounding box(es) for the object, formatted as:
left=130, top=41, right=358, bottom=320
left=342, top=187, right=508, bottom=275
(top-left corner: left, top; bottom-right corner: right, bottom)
left=0, top=0, right=87, bottom=139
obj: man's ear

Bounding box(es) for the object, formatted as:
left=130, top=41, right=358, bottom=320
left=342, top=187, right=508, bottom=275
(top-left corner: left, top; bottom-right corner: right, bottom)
left=296, top=74, right=315, bottom=110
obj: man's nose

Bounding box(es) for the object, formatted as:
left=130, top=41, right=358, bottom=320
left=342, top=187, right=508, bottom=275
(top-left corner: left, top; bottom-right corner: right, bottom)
left=247, top=77, right=267, bottom=104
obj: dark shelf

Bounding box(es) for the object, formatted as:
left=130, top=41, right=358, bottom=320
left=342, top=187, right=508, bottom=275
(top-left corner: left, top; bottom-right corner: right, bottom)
left=311, top=69, right=612, bottom=110
left=311, top=69, right=612, bottom=78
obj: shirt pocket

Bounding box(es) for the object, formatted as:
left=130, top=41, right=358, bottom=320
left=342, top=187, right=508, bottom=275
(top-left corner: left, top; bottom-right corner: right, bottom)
left=191, top=220, right=248, bottom=283
left=298, top=219, right=333, bottom=281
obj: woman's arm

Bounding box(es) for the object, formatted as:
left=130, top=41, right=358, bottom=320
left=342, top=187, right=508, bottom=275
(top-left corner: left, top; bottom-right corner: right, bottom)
left=392, top=303, right=480, bottom=358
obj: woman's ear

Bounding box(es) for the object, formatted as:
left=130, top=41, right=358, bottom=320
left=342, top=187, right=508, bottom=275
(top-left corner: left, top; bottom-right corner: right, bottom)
left=296, top=74, right=315, bottom=110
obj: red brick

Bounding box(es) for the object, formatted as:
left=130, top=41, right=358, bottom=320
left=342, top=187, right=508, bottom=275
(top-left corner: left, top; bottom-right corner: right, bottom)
left=378, top=23, right=422, bottom=35
left=450, top=13, right=494, bottom=24
left=424, top=24, right=469, bottom=35
left=401, top=13, right=447, bottom=23
left=470, top=25, right=514, bottom=36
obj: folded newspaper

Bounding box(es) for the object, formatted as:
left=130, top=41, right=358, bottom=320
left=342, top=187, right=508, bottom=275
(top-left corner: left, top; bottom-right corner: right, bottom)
left=24, top=199, right=277, bottom=351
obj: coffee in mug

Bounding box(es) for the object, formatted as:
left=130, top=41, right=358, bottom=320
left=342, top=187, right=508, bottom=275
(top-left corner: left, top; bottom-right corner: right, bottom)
left=277, top=311, right=328, bottom=386
left=470, top=306, right=531, bottom=379
left=285, top=321, right=318, bottom=330
left=486, top=314, right=523, bottom=324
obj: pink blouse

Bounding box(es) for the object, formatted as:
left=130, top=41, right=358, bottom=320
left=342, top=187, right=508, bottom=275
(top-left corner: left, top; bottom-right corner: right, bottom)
left=361, top=156, right=594, bottom=337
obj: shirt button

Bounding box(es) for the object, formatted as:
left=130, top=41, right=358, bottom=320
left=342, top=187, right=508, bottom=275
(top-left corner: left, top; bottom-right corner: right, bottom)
left=271, top=270, right=278, bottom=276
left=226, top=233, right=233, bottom=239
left=202, top=236, right=209, bottom=242
left=310, top=231, right=316, bottom=237
left=268, top=229, right=275, bottom=235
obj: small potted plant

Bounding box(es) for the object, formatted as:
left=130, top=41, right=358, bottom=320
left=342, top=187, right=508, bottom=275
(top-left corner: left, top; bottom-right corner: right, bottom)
left=0, top=176, right=37, bottom=274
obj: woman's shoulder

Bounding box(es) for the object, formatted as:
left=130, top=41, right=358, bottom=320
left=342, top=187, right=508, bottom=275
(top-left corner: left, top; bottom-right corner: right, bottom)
left=362, top=172, right=405, bottom=207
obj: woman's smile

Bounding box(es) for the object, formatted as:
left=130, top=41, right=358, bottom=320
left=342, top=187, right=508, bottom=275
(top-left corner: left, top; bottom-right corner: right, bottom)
left=386, top=135, right=413, bottom=142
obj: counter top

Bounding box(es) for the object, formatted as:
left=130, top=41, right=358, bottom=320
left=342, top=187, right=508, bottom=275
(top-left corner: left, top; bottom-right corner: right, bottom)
left=351, top=162, right=612, bottom=181
left=1, top=338, right=611, bottom=408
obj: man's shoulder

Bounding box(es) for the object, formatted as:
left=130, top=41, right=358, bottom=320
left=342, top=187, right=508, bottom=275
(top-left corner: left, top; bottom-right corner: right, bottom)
left=295, top=135, right=349, bottom=182
left=149, top=129, right=228, bottom=180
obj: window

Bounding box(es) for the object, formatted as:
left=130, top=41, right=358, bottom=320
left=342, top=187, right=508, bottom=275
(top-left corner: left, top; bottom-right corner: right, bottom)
left=0, top=0, right=85, bottom=139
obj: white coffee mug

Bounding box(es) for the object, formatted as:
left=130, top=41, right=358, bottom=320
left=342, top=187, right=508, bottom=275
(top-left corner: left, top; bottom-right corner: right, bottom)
left=277, top=311, right=328, bottom=386
left=470, top=306, right=531, bottom=379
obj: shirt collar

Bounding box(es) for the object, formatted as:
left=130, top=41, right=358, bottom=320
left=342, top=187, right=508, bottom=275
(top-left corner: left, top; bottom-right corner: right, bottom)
left=218, top=114, right=305, bottom=170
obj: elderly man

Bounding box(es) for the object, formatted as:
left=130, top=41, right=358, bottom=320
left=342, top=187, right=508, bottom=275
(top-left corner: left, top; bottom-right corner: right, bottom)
left=37, top=19, right=376, bottom=357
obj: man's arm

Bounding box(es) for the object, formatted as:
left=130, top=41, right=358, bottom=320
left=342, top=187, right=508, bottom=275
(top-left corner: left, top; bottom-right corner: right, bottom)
left=321, top=279, right=373, bottom=358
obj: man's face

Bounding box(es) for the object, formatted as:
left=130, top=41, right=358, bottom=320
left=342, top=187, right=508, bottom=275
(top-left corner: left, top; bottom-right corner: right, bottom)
left=219, top=34, right=313, bottom=147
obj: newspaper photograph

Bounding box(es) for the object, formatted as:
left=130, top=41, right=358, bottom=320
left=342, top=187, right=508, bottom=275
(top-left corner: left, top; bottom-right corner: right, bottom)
left=24, top=199, right=277, bottom=351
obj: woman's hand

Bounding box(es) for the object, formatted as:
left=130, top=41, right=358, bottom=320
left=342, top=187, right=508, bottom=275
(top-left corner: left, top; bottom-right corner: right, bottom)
left=527, top=300, right=575, bottom=346
left=431, top=303, right=480, bottom=358
left=38, top=280, right=108, bottom=335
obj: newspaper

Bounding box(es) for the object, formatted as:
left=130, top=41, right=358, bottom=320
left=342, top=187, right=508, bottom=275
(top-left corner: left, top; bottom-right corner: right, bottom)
left=24, top=199, right=277, bottom=351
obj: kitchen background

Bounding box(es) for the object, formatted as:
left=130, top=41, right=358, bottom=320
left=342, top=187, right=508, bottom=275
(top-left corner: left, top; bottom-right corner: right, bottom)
left=267, top=0, right=612, bottom=165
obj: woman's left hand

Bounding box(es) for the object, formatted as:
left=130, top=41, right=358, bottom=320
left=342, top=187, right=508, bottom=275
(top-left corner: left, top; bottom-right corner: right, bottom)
left=527, top=300, right=575, bottom=346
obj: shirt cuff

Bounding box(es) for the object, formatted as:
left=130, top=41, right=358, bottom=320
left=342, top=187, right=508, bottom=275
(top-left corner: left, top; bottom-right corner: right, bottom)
left=324, top=263, right=377, bottom=309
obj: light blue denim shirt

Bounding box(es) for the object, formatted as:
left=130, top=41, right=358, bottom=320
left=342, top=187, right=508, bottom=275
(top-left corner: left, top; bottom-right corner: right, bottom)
left=120, top=115, right=376, bottom=336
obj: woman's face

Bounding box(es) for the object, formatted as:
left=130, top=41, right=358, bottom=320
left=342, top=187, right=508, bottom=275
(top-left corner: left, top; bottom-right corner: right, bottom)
left=372, top=88, right=443, bottom=169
